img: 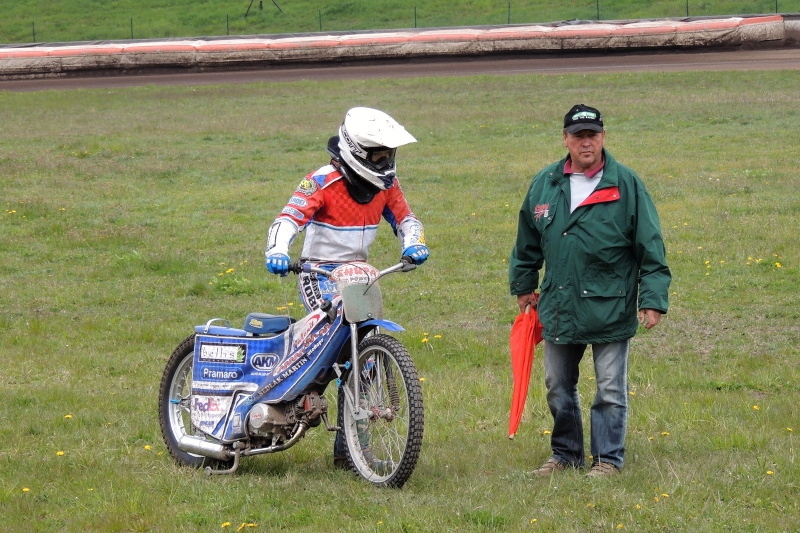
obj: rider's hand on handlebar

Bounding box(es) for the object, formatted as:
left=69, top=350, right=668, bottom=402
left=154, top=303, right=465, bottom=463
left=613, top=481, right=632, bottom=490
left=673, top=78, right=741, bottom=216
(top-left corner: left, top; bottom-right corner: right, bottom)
left=402, top=244, right=429, bottom=265
left=265, top=253, right=290, bottom=276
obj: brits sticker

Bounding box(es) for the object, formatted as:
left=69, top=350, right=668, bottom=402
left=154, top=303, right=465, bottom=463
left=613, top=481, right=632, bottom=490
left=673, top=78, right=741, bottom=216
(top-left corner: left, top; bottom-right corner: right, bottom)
left=533, top=203, right=550, bottom=221
left=297, top=178, right=317, bottom=195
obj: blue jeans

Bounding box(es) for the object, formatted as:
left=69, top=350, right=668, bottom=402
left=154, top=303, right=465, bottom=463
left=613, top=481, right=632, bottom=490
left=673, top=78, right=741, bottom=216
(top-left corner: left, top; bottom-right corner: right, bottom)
left=543, top=339, right=630, bottom=469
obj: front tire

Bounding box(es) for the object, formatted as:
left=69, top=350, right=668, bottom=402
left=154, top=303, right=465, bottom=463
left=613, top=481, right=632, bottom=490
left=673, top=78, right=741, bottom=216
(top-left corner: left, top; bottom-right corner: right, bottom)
left=341, top=334, right=424, bottom=488
left=158, top=334, right=230, bottom=469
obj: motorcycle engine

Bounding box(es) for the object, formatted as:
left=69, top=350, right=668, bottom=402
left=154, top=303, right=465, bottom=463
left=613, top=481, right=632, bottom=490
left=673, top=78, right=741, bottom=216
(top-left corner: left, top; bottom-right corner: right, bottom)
left=247, top=393, right=328, bottom=439
left=247, top=403, right=290, bottom=438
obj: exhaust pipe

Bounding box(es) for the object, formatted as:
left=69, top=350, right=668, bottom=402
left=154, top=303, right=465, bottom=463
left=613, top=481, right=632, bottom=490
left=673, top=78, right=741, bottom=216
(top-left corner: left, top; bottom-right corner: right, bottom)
left=178, top=435, right=232, bottom=461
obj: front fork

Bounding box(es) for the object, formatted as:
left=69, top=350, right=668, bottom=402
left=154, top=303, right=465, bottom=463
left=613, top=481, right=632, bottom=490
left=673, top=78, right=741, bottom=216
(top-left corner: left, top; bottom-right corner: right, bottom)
left=332, top=322, right=370, bottom=421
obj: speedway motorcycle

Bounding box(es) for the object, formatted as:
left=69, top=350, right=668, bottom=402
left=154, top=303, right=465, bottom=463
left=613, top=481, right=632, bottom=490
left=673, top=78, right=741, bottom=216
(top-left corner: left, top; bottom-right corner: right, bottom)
left=158, top=260, right=424, bottom=488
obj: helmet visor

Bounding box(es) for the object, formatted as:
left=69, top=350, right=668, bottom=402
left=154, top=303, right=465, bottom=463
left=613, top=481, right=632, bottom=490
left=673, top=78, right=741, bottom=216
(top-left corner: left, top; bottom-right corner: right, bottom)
left=366, top=147, right=396, bottom=171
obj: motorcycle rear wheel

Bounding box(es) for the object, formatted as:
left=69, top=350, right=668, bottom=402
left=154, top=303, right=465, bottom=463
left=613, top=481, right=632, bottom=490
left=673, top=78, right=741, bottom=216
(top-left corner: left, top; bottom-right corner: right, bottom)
left=158, top=333, right=232, bottom=469
left=341, top=333, right=424, bottom=488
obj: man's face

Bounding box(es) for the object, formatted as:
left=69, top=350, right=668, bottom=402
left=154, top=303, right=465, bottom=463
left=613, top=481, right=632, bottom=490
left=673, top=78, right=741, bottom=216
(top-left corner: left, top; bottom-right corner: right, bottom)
left=563, top=129, right=605, bottom=173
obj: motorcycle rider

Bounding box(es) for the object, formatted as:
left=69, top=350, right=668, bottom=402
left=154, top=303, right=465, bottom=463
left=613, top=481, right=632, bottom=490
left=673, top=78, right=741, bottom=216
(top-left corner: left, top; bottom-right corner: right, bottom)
left=264, top=106, right=429, bottom=469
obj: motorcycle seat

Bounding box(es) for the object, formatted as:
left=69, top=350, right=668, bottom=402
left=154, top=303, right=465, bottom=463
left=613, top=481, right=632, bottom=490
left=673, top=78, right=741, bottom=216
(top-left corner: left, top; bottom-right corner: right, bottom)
left=243, top=313, right=296, bottom=336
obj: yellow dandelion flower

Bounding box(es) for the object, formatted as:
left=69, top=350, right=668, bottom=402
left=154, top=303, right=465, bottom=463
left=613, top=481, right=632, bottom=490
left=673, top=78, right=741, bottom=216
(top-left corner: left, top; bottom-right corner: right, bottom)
left=64, top=414, right=73, bottom=419
left=530, top=519, right=538, bottom=524
left=377, top=521, right=383, bottom=525
left=766, top=470, right=774, bottom=475
left=653, top=497, right=660, bottom=503
left=56, top=451, right=65, bottom=456
left=629, top=391, right=636, bottom=396
left=434, top=334, right=442, bottom=339
left=661, top=493, right=669, bottom=498
left=221, top=522, right=231, bottom=528
left=775, top=262, right=782, bottom=268
left=419, top=377, right=426, bottom=382
left=144, top=445, right=152, bottom=451
left=648, top=436, right=655, bottom=441
left=542, top=430, right=551, bottom=435
left=635, top=504, right=642, bottom=509
left=22, top=487, right=30, bottom=492
left=421, top=338, right=429, bottom=343
left=661, top=432, right=670, bottom=436
left=226, top=268, right=234, bottom=274
left=617, top=525, right=624, bottom=530
left=753, top=405, right=760, bottom=410
left=787, top=428, right=794, bottom=432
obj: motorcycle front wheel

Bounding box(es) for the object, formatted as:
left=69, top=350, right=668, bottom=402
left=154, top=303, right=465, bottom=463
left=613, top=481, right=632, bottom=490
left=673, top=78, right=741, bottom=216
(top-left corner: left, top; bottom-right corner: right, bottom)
left=341, top=333, right=424, bottom=488
left=158, top=333, right=231, bottom=469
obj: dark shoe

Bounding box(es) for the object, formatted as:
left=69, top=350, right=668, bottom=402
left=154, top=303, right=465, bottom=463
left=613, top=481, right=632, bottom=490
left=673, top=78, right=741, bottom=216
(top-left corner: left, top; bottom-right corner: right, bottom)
left=333, top=456, right=349, bottom=470
left=585, top=461, right=619, bottom=477
left=530, top=457, right=570, bottom=477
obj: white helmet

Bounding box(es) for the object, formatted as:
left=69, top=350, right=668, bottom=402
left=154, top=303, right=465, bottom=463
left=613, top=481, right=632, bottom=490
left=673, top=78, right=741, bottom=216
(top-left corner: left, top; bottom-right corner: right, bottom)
left=337, top=107, right=416, bottom=190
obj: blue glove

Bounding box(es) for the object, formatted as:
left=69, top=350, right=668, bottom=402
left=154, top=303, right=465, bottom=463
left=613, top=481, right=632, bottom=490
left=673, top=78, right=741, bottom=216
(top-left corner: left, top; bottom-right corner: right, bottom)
left=402, top=244, right=429, bottom=265
left=265, top=253, right=290, bottom=276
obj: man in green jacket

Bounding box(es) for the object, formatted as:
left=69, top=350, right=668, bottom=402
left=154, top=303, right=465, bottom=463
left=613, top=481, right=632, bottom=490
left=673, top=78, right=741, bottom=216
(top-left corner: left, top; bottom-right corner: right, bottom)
left=509, top=104, right=671, bottom=477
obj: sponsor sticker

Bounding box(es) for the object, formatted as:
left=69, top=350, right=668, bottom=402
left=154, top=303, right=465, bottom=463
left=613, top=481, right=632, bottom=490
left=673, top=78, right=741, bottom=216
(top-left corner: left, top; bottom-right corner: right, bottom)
left=200, top=366, right=243, bottom=381
left=251, top=353, right=279, bottom=372
left=296, top=178, right=317, bottom=195
left=288, top=196, right=308, bottom=208
left=281, top=206, right=304, bottom=220
left=199, top=342, right=247, bottom=363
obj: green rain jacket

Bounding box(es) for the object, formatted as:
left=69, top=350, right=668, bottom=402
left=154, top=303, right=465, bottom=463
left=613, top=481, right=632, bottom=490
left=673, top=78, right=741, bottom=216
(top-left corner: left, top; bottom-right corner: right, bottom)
left=509, top=150, right=671, bottom=344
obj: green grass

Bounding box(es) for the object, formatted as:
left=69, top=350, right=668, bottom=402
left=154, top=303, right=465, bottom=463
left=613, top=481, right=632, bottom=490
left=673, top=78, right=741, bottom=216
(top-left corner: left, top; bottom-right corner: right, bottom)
left=1, top=0, right=799, bottom=44
left=1, top=69, right=799, bottom=531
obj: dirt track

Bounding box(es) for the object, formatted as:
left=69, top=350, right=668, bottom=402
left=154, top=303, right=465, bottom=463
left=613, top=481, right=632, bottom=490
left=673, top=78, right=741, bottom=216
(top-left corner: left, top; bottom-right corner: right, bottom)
left=1, top=47, right=799, bottom=92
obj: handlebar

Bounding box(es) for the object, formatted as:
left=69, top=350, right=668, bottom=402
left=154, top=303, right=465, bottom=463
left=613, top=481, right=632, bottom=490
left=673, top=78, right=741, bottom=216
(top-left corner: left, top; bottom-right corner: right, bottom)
left=287, top=259, right=417, bottom=278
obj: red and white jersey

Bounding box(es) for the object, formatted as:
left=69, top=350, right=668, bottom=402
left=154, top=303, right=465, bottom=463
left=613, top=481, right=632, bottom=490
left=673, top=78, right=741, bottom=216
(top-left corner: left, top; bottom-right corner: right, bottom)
left=267, top=164, right=425, bottom=262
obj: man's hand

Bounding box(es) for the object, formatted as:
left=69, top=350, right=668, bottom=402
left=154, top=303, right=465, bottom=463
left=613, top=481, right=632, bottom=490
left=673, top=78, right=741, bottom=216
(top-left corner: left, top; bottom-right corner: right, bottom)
left=516, top=292, right=539, bottom=313
left=638, top=309, right=662, bottom=329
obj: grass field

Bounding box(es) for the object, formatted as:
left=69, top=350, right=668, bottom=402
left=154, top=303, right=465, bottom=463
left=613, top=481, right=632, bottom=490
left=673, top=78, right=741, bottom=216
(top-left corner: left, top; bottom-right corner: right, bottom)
left=2, top=0, right=800, bottom=44
left=1, top=67, right=799, bottom=531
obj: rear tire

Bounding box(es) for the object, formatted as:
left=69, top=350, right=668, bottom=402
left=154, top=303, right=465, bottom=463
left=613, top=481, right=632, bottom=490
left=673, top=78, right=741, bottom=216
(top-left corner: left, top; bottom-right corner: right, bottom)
left=341, top=334, right=423, bottom=488
left=158, top=334, right=231, bottom=469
